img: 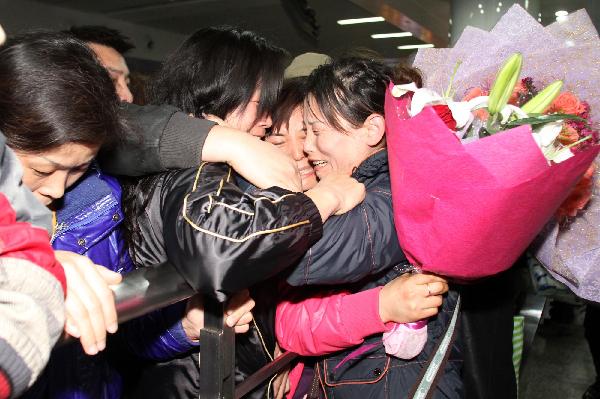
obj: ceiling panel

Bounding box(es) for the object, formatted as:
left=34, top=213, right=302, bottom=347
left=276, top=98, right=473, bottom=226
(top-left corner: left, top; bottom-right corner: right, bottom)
left=31, top=0, right=434, bottom=58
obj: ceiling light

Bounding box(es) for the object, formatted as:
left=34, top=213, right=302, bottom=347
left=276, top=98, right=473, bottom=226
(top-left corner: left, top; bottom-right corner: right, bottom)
left=337, top=17, right=385, bottom=25
left=397, top=44, right=434, bottom=50
left=555, top=10, right=568, bottom=17
left=371, top=32, right=413, bottom=39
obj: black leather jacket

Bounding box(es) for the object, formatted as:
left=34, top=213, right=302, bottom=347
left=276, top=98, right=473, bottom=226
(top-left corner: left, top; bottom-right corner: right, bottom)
left=127, top=161, right=323, bottom=301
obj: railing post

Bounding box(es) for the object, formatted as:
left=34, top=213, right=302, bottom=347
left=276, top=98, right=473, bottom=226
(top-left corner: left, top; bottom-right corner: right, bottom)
left=199, top=297, right=235, bottom=399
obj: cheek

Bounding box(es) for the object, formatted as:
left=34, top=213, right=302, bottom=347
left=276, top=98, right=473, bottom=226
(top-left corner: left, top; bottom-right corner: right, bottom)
left=20, top=169, right=43, bottom=193
left=66, top=171, right=86, bottom=190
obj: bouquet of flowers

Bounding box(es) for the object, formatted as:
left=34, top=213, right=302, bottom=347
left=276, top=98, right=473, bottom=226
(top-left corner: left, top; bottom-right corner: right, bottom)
left=384, top=4, right=600, bottom=280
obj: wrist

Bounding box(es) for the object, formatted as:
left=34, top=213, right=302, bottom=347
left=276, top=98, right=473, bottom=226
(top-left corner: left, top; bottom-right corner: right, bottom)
left=378, top=286, right=390, bottom=323
left=305, top=186, right=340, bottom=222
left=203, top=126, right=241, bottom=163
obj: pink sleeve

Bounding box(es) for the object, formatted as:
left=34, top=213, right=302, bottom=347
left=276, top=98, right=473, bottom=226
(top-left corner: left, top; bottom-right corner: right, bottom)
left=275, top=287, right=388, bottom=356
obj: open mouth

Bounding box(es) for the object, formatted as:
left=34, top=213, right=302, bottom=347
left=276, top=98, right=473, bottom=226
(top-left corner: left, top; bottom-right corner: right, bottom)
left=310, top=160, right=328, bottom=170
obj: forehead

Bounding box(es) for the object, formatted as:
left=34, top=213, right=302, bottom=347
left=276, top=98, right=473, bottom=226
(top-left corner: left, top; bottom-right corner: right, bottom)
left=26, top=143, right=99, bottom=168
left=88, top=43, right=129, bottom=73
left=303, top=96, right=324, bottom=122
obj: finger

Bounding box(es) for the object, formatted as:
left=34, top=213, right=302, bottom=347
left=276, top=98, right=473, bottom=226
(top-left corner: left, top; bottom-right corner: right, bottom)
left=65, top=291, right=98, bottom=355
left=226, top=299, right=255, bottom=327
left=421, top=295, right=444, bottom=309
left=420, top=307, right=441, bottom=318
left=63, top=264, right=106, bottom=350
left=275, top=376, right=286, bottom=399
left=422, top=281, right=448, bottom=296
left=427, top=281, right=449, bottom=296
left=234, top=324, right=250, bottom=334
left=95, top=266, right=123, bottom=285
left=272, top=375, right=282, bottom=399
left=85, top=265, right=119, bottom=334
left=64, top=319, right=80, bottom=338
left=411, top=273, right=447, bottom=285
left=225, top=290, right=250, bottom=315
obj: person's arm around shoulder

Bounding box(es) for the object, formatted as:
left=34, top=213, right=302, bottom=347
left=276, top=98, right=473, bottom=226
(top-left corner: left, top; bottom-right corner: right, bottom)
left=104, top=105, right=302, bottom=191
left=161, top=164, right=364, bottom=299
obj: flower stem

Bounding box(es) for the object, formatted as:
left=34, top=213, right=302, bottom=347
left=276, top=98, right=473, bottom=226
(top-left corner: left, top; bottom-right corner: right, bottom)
left=444, top=61, right=462, bottom=99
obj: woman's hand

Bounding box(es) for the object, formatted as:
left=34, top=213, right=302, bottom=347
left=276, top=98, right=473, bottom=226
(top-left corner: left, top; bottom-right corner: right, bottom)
left=202, top=124, right=302, bottom=192
left=379, top=273, right=449, bottom=324
left=271, top=343, right=291, bottom=399
left=182, top=290, right=256, bottom=341
left=305, top=172, right=366, bottom=222
left=54, top=250, right=121, bottom=355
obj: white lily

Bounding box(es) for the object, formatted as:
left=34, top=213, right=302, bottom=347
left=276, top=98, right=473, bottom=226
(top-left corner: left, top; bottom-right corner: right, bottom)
left=532, top=121, right=563, bottom=148
left=391, top=82, right=420, bottom=98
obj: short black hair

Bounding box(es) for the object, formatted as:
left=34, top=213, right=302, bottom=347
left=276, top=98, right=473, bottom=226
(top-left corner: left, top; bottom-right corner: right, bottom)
left=0, top=31, right=126, bottom=152
left=305, top=57, right=422, bottom=132
left=271, top=77, right=307, bottom=133
left=65, top=25, right=135, bottom=54
left=148, top=25, right=288, bottom=122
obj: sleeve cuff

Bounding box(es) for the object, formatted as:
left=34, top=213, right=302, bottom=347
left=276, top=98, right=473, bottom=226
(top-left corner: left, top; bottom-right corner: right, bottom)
left=339, top=287, right=387, bottom=341
left=159, top=113, right=216, bottom=170
left=296, top=192, right=323, bottom=247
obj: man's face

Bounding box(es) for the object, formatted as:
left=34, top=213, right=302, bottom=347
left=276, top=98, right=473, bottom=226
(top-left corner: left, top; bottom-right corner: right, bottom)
left=88, top=42, right=133, bottom=103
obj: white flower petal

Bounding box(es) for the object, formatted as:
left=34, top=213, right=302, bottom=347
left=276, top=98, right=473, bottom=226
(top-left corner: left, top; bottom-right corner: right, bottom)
left=534, top=122, right=563, bottom=147
left=447, top=101, right=474, bottom=129
left=551, top=148, right=575, bottom=163
left=466, top=96, right=489, bottom=110
left=410, top=89, right=445, bottom=116
left=391, top=82, right=420, bottom=98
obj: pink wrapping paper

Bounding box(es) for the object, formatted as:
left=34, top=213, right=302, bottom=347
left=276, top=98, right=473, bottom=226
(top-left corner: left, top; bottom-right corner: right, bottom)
left=385, top=91, right=600, bottom=279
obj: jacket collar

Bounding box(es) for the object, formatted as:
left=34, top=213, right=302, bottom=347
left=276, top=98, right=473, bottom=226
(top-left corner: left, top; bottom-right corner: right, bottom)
left=351, top=148, right=389, bottom=183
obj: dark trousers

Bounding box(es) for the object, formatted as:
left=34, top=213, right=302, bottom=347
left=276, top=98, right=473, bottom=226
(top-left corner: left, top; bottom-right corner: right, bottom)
left=459, top=268, right=520, bottom=399
left=585, top=304, right=600, bottom=378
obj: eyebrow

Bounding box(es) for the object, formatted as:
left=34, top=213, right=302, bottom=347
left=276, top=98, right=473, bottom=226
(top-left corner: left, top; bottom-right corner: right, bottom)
left=107, top=66, right=129, bottom=77
left=39, top=156, right=93, bottom=170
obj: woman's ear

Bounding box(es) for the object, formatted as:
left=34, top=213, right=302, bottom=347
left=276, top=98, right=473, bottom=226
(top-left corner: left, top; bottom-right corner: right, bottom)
left=363, top=113, right=386, bottom=147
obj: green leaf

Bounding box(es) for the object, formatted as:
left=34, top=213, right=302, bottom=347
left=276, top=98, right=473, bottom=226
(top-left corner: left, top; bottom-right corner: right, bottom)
left=503, top=113, right=587, bottom=128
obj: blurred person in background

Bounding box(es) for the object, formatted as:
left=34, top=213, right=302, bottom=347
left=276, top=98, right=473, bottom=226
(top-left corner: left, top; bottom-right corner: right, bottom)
left=65, top=25, right=134, bottom=103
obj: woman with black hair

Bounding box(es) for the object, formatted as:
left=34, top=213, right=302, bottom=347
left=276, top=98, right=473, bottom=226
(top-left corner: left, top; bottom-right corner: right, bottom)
left=274, top=57, right=463, bottom=398
left=121, top=26, right=365, bottom=398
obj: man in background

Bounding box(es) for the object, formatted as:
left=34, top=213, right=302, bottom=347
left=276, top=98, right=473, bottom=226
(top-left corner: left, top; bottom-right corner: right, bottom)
left=65, top=25, right=134, bottom=103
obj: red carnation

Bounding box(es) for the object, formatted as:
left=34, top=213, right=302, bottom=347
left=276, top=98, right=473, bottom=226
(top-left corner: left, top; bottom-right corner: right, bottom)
left=431, top=104, right=457, bottom=131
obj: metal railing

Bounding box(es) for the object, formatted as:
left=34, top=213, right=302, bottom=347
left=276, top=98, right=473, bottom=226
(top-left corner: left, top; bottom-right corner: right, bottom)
left=110, top=262, right=294, bottom=399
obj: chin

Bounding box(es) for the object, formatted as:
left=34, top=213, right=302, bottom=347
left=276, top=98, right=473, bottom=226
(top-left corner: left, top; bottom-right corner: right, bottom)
left=301, top=178, right=318, bottom=192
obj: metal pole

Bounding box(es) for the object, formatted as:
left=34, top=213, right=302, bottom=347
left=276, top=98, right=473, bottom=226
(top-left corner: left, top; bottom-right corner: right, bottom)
left=112, top=262, right=195, bottom=323
left=199, top=297, right=235, bottom=399
left=234, top=351, right=299, bottom=399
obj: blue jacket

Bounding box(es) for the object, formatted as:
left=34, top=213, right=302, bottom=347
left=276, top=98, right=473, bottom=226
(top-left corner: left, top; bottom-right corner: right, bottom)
left=28, top=166, right=197, bottom=399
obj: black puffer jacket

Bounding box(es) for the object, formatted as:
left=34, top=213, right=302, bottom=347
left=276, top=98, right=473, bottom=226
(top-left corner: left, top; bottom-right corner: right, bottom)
left=126, top=161, right=323, bottom=301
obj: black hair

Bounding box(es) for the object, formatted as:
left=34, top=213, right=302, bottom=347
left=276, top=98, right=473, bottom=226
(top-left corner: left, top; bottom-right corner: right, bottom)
left=65, top=25, right=135, bottom=54
left=148, top=25, right=288, bottom=122
left=305, top=57, right=422, bottom=132
left=0, top=31, right=126, bottom=152
left=270, top=77, right=307, bottom=133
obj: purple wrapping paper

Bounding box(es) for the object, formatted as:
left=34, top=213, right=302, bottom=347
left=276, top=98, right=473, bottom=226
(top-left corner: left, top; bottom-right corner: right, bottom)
left=532, top=159, right=600, bottom=302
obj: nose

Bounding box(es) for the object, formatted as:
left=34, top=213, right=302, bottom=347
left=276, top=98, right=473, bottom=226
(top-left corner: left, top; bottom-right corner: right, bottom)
left=258, top=114, right=273, bottom=129
left=116, top=80, right=133, bottom=103
left=304, top=130, right=316, bottom=154
left=38, top=173, right=68, bottom=203
left=291, top=139, right=306, bottom=161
